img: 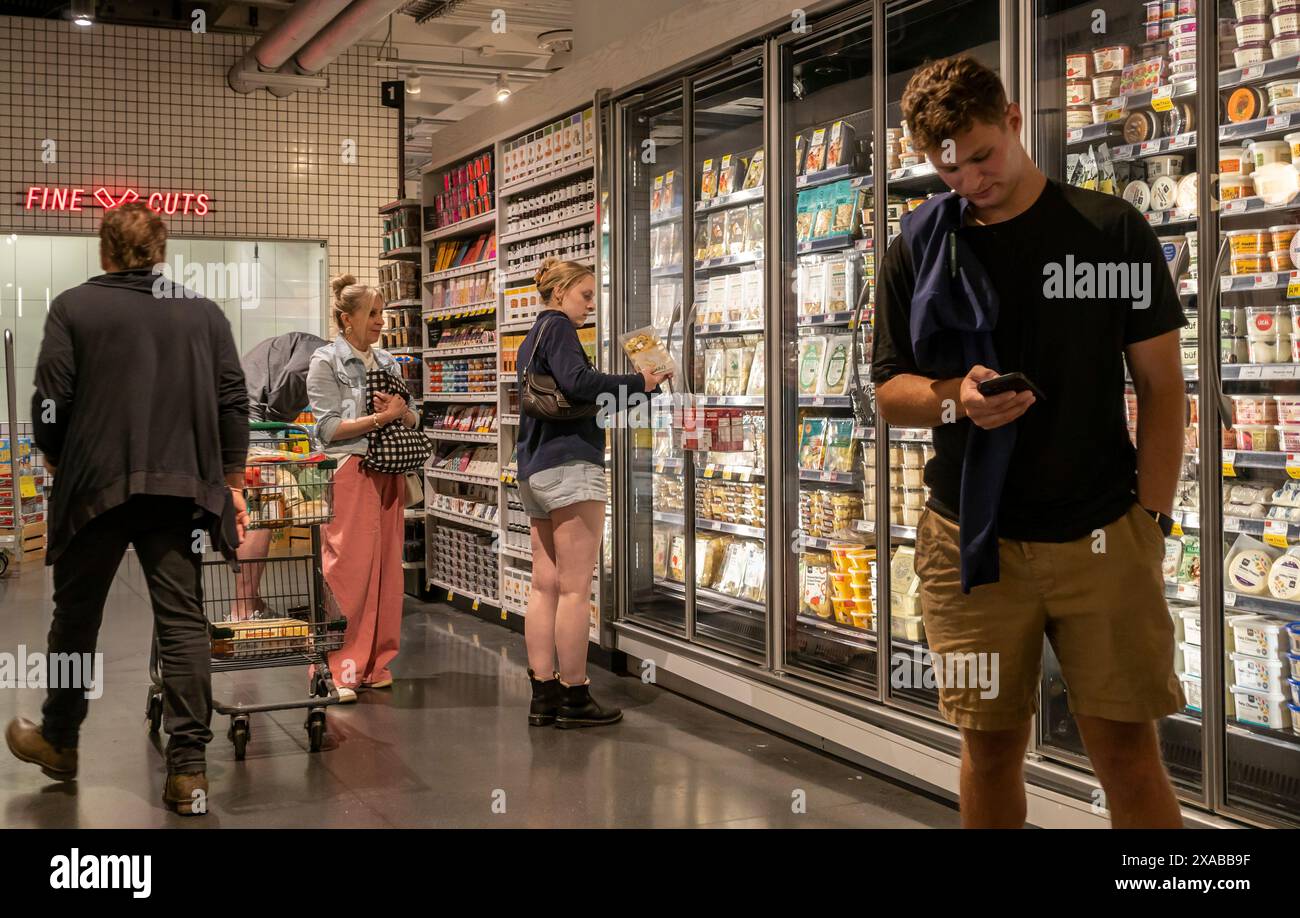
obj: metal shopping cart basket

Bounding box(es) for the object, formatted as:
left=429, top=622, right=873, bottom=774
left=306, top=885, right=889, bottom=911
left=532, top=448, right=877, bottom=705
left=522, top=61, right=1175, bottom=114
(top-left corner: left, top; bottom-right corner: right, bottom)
left=145, top=422, right=346, bottom=758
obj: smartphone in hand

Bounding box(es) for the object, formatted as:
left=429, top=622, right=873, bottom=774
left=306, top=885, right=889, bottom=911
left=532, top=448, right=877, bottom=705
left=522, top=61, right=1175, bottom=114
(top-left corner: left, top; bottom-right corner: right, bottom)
left=976, top=371, right=1046, bottom=403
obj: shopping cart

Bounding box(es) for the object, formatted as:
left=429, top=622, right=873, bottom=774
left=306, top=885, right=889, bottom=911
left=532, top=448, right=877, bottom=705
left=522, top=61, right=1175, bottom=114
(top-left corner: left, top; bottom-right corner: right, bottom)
left=145, top=422, right=346, bottom=758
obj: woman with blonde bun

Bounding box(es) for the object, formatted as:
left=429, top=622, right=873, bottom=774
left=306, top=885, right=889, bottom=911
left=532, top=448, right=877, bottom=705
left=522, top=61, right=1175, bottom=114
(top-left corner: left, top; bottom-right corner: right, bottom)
left=517, top=257, right=671, bottom=728
left=305, top=274, right=419, bottom=703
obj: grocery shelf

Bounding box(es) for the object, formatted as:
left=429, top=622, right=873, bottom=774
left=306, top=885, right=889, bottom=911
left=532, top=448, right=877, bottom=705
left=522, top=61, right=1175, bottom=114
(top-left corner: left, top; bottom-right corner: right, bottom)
left=800, top=533, right=870, bottom=552
left=797, top=233, right=856, bottom=255
left=504, top=253, right=597, bottom=284
left=1220, top=364, right=1300, bottom=380
left=855, top=426, right=933, bottom=442
left=1221, top=54, right=1300, bottom=91
left=425, top=428, right=497, bottom=444
left=500, top=317, right=539, bottom=333
left=798, top=394, right=851, bottom=408
left=653, top=577, right=766, bottom=615
left=426, top=258, right=496, bottom=282
left=428, top=576, right=499, bottom=610
left=427, top=506, right=498, bottom=533
left=886, top=162, right=939, bottom=184
left=1065, top=121, right=1119, bottom=146
left=698, top=462, right=762, bottom=480
left=693, top=319, right=765, bottom=335
left=387, top=347, right=422, bottom=356
left=795, top=164, right=866, bottom=190
left=424, top=210, right=496, bottom=241
left=379, top=198, right=421, bottom=214
left=424, top=342, right=497, bottom=358
left=386, top=298, right=421, bottom=308
left=1144, top=209, right=1196, bottom=229
left=649, top=206, right=683, bottom=228
left=695, top=185, right=764, bottom=213
left=854, top=518, right=918, bottom=541
left=424, top=301, right=496, bottom=322
left=1219, top=110, right=1300, bottom=143
left=1221, top=272, right=1292, bottom=293
left=695, top=394, right=764, bottom=407
left=498, top=155, right=595, bottom=198
left=798, top=468, right=857, bottom=484
left=694, top=251, right=763, bottom=272
left=404, top=508, right=424, bottom=519
left=1221, top=195, right=1300, bottom=219
left=423, top=391, right=497, bottom=402
left=500, top=542, right=533, bottom=563
left=1227, top=718, right=1300, bottom=751
left=1110, top=132, right=1197, bottom=162
left=798, top=311, right=856, bottom=327
left=650, top=456, right=684, bottom=473
left=501, top=413, right=521, bottom=425
left=380, top=246, right=421, bottom=260
left=499, top=209, right=596, bottom=246
left=1166, top=580, right=1300, bottom=622
left=426, top=467, right=500, bottom=487
left=650, top=264, right=685, bottom=279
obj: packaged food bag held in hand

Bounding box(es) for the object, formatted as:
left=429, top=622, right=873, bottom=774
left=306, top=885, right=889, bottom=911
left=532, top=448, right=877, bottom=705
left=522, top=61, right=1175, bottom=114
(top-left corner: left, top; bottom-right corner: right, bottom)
left=620, top=325, right=678, bottom=379
left=361, top=369, right=433, bottom=474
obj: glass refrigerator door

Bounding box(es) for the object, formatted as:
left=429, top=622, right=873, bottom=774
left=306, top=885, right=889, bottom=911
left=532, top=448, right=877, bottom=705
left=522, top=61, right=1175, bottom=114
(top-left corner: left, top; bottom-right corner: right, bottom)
left=881, top=0, right=1003, bottom=713
left=621, top=87, right=688, bottom=635
left=1031, top=0, right=1205, bottom=801
left=1211, top=0, right=1300, bottom=826
left=689, top=57, right=769, bottom=657
left=781, top=11, right=880, bottom=692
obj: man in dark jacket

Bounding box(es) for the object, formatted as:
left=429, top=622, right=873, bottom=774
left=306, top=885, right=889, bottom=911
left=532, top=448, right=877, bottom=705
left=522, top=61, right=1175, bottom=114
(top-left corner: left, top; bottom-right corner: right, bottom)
left=242, top=330, right=328, bottom=423
left=5, top=203, right=250, bottom=816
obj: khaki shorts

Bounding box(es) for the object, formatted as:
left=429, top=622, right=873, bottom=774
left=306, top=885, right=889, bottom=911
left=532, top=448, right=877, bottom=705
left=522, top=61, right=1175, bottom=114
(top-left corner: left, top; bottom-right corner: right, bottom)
left=518, top=460, right=607, bottom=518
left=913, top=502, right=1185, bottom=732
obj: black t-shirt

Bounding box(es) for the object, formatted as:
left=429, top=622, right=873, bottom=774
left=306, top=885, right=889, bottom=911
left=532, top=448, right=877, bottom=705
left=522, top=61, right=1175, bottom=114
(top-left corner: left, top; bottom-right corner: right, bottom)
left=870, top=179, right=1186, bottom=542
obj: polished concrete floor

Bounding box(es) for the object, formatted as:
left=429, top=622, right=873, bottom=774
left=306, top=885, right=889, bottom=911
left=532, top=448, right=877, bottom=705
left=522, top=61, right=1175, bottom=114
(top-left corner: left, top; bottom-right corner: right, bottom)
left=0, top=555, right=959, bottom=828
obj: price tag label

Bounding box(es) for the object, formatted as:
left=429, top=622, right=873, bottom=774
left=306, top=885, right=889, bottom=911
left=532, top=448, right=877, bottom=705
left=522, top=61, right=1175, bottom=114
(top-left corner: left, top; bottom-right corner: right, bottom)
left=1255, top=272, right=1277, bottom=289
left=654, top=461, right=664, bottom=474
left=1240, top=365, right=1263, bottom=379
left=813, top=396, right=824, bottom=406
left=1145, top=212, right=1161, bottom=225
left=1225, top=516, right=1241, bottom=532
left=1223, top=450, right=1237, bottom=477
left=1170, top=520, right=1184, bottom=537
left=1263, top=364, right=1294, bottom=379
left=1224, top=591, right=1237, bottom=607
left=1289, top=272, right=1300, bottom=298
left=1267, top=115, right=1287, bottom=131
left=1103, top=101, right=1125, bottom=122
left=447, top=589, right=455, bottom=601
left=1223, top=198, right=1248, bottom=215
left=1241, top=63, right=1266, bottom=81
left=1139, top=140, right=1161, bottom=155
left=471, top=597, right=480, bottom=611
left=1151, top=86, right=1175, bottom=112
left=1067, top=128, right=1083, bottom=143
left=501, top=608, right=508, bottom=620
left=1176, top=583, right=1198, bottom=602
left=1265, top=519, right=1291, bottom=547
left=1288, top=454, right=1300, bottom=478
left=18, top=477, right=36, bottom=499
left=704, top=463, right=716, bottom=478
left=722, top=468, right=733, bottom=480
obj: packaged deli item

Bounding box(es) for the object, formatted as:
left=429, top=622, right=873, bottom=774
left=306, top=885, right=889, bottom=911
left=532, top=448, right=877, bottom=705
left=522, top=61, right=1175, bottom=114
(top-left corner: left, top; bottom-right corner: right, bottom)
left=742, top=149, right=765, bottom=190
left=1231, top=615, right=1290, bottom=658
left=1093, top=44, right=1132, bottom=73
left=1163, top=537, right=1185, bottom=580
left=1123, top=180, right=1152, bottom=212
left=798, top=336, right=828, bottom=396
left=1151, top=175, right=1180, bottom=211
left=819, top=334, right=853, bottom=396
left=1227, top=86, right=1269, bottom=122
left=1066, top=52, right=1093, bottom=79
left=1231, top=684, right=1292, bottom=729
left=1123, top=110, right=1160, bottom=144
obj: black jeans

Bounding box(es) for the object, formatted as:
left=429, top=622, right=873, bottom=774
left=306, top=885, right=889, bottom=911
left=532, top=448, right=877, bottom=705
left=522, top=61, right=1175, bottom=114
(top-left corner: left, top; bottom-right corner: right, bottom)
left=41, top=495, right=212, bottom=773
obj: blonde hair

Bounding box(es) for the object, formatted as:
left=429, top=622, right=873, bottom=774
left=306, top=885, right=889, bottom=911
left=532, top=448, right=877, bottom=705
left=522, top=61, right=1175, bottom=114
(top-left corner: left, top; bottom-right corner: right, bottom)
left=534, top=257, right=594, bottom=307
left=330, top=273, right=383, bottom=332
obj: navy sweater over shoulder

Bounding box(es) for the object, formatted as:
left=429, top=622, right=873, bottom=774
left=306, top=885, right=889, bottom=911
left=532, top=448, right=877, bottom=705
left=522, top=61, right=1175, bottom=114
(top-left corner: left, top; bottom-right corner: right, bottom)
left=516, top=310, right=646, bottom=480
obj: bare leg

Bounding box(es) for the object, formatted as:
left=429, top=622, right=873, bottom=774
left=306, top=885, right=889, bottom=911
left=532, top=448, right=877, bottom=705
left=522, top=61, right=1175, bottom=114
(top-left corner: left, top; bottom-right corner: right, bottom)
left=524, top=517, right=559, bottom=677
left=959, top=723, right=1031, bottom=828
left=229, top=528, right=272, bottom=621
left=1074, top=715, right=1183, bottom=828
left=550, top=500, right=604, bottom=685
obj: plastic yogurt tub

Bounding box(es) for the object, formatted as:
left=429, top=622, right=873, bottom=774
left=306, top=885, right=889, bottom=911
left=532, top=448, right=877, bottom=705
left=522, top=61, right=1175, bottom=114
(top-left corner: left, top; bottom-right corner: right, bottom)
left=1231, top=615, right=1290, bottom=657
left=1219, top=146, right=1253, bottom=174
left=1066, top=105, right=1093, bottom=129
left=1238, top=16, right=1274, bottom=45
left=1252, top=138, right=1293, bottom=164
left=1278, top=424, right=1300, bottom=449
left=1238, top=0, right=1269, bottom=14
left=1289, top=652, right=1300, bottom=680
left=1180, top=641, right=1202, bottom=676
left=1274, top=9, right=1300, bottom=33
left=1233, top=253, right=1270, bottom=275
left=1232, top=393, right=1280, bottom=423
left=1092, top=73, right=1122, bottom=98
left=1066, top=52, right=1093, bottom=79
left=1231, top=684, right=1292, bottom=729
left=1277, top=0, right=1300, bottom=11
left=1235, top=41, right=1271, bottom=66
left=1271, top=96, right=1300, bottom=113
left=1228, top=228, right=1268, bottom=255
left=1271, top=248, right=1295, bottom=270
left=1273, top=33, right=1300, bottom=56
left=1290, top=677, right=1300, bottom=706
left=1066, top=81, right=1092, bottom=105
left=1290, top=701, right=1300, bottom=734
left=1231, top=651, right=1287, bottom=692
left=1275, top=393, right=1300, bottom=422
left=1237, top=420, right=1280, bottom=446
left=1289, top=620, right=1300, bottom=652
left=1092, top=45, right=1132, bottom=72
left=1146, top=154, right=1186, bottom=179
left=1272, top=223, right=1300, bottom=249
left=1221, top=174, right=1256, bottom=201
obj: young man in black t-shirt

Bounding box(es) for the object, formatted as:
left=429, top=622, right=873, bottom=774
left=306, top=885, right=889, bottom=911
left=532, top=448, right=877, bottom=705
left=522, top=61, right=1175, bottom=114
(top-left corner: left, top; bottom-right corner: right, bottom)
left=871, top=57, right=1187, bottom=828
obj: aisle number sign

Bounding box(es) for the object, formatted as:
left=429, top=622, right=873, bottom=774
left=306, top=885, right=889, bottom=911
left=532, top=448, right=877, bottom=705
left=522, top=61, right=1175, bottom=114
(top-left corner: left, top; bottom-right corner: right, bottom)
left=23, top=185, right=213, bottom=216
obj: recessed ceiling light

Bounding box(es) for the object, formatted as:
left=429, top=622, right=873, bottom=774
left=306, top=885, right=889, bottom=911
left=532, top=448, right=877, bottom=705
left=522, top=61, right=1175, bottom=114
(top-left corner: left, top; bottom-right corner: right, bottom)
left=495, top=73, right=511, bottom=103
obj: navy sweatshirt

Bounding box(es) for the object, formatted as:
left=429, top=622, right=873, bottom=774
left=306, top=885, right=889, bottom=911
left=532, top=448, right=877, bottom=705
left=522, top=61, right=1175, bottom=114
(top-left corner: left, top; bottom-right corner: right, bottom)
left=516, top=310, right=646, bottom=480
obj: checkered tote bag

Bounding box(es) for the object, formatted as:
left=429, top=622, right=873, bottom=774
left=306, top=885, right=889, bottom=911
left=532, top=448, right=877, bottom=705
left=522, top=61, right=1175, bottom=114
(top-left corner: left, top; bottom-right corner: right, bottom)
left=360, top=368, right=432, bottom=474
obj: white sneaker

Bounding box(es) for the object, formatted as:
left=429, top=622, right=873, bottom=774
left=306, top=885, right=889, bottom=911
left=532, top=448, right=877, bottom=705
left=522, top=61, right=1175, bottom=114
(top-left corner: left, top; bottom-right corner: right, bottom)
left=336, top=687, right=357, bottom=704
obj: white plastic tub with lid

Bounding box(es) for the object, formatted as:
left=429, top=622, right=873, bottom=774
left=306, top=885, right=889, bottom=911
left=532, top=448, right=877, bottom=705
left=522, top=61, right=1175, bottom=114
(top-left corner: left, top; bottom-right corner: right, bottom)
left=1289, top=651, right=1300, bottom=680
left=1230, top=615, right=1289, bottom=658
left=1230, top=650, right=1287, bottom=692
left=1180, top=671, right=1202, bottom=712
left=1177, top=607, right=1202, bottom=645
left=1230, top=684, right=1292, bottom=728
left=1179, top=641, right=1202, bottom=676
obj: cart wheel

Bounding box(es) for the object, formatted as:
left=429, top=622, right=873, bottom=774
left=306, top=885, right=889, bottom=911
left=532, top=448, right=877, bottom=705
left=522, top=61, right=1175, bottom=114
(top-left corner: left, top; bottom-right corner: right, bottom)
left=229, top=716, right=251, bottom=761
left=306, top=710, right=326, bottom=753
left=145, top=690, right=163, bottom=734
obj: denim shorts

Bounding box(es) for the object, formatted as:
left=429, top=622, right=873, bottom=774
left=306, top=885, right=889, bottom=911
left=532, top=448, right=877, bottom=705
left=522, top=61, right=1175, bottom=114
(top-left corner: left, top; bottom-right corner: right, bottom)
left=518, top=460, right=607, bottom=518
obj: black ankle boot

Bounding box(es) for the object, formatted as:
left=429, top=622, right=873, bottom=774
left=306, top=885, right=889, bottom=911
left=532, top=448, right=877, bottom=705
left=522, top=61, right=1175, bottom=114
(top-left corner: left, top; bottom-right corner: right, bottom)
left=528, top=669, right=562, bottom=726
left=556, top=679, right=622, bottom=728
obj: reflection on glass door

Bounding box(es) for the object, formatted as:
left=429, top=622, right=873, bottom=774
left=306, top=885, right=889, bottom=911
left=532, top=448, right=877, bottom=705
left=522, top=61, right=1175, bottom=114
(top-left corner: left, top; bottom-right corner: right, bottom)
left=622, top=87, right=688, bottom=635
left=1032, top=0, right=1206, bottom=801
left=881, top=0, right=1002, bottom=711
left=781, top=11, right=879, bottom=691
left=687, top=57, right=769, bottom=656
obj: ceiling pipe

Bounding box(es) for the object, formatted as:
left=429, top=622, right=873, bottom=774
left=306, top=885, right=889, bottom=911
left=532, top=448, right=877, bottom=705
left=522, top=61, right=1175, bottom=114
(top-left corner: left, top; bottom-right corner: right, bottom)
left=373, top=56, right=557, bottom=78
left=291, top=0, right=410, bottom=75
left=228, top=0, right=353, bottom=93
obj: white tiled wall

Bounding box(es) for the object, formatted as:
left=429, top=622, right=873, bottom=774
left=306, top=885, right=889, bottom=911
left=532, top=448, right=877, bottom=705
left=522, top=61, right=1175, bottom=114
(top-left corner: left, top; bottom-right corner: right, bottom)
left=0, top=16, right=397, bottom=288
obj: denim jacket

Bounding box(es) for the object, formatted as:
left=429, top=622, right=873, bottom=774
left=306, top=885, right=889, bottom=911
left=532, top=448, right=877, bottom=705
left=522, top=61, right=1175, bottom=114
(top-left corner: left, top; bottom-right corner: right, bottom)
left=306, top=337, right=411, bottom=458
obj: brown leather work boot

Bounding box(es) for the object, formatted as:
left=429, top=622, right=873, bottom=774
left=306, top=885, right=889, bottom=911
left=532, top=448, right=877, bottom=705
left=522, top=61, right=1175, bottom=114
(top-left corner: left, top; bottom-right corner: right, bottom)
left=163, top=771, right=209, bottom=816
left=5, top=717, right=77, bottom=781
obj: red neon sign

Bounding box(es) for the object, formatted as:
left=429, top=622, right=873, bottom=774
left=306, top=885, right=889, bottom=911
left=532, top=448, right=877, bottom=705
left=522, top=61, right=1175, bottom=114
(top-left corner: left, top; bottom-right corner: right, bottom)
left=23, top=186, right=211, bottom=216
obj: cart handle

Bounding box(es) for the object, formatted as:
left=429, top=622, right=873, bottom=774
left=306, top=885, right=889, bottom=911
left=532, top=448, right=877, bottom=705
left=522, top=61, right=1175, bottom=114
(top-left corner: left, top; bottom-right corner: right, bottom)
left=250, top=421, right=310, bottom=434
